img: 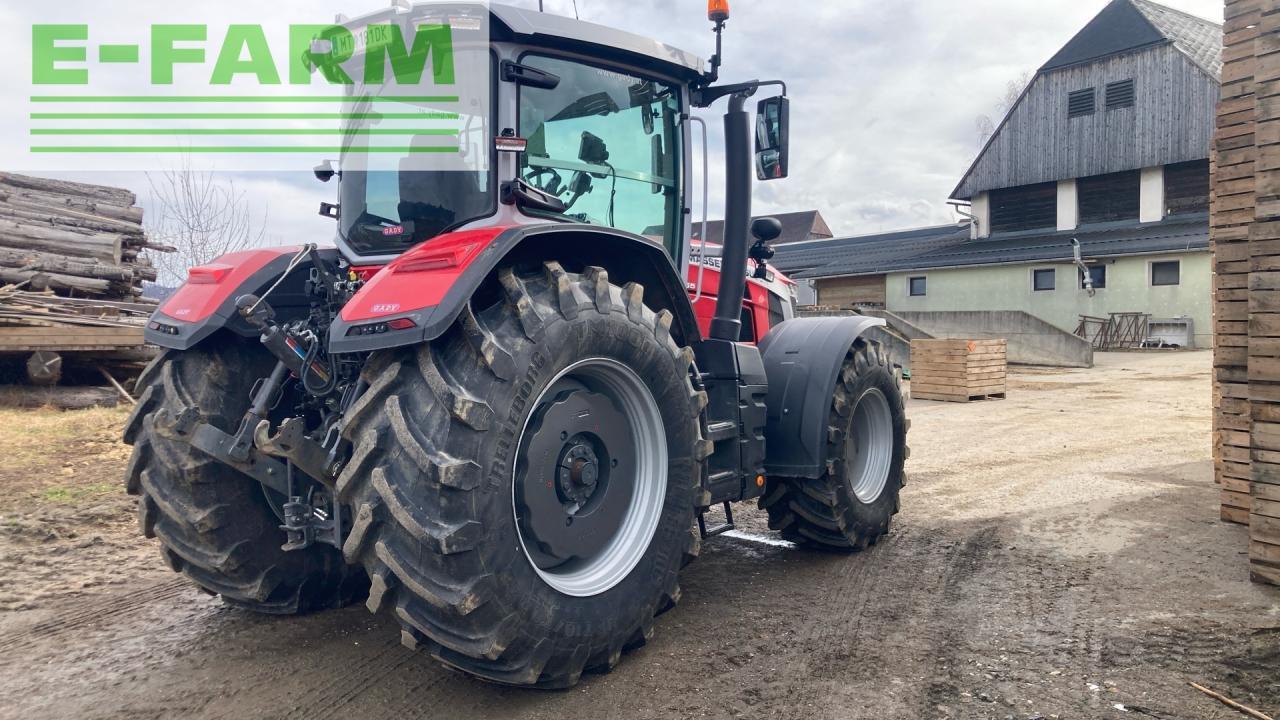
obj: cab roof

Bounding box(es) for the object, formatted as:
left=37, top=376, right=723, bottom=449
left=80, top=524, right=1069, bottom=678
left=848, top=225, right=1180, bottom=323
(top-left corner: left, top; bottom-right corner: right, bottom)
left=490, top=3, right=707, bottom=79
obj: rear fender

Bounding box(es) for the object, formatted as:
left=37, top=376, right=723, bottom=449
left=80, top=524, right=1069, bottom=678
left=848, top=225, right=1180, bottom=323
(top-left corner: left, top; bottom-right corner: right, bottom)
left=329, top=224, right=700, bottom=353
left=758, top=316, right=888, bottom=478
left=147, top=247, right=332, bottom=350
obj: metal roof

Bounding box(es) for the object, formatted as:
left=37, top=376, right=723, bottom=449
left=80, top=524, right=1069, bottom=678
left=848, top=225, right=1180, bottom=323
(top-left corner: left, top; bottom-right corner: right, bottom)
left=1130, top=0, right=1222, bottom=77
left=772, top=214, right=1208, bottom=279
left=1040, top=0, right=1221, bottom=76
left=490, top=3, right=706, bottom=77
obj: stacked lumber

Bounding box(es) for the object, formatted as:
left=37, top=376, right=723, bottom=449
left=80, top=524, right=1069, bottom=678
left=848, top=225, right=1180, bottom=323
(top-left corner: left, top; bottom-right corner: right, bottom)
left=1213, top=0, right=1280, bottom=586
left=1247, top=0, right=1280, bottom=586
left=0, top=172, right=170, bottom=300
left=1214, top=0, right=1259, bottom=526
left=0, top=289, right=150, bottom=353
left=909, top=339, right=1006, bottom=403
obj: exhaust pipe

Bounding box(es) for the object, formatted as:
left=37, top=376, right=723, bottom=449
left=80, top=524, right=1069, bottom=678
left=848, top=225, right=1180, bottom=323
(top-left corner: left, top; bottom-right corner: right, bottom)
left=709, top=91, right=752, bottom=341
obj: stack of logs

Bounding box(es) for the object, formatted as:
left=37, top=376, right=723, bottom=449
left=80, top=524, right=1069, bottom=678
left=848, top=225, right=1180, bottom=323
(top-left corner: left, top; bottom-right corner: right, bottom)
left=1212, top=0, right=1280, bottom=587
left=0, top=172, right=171, bottom=300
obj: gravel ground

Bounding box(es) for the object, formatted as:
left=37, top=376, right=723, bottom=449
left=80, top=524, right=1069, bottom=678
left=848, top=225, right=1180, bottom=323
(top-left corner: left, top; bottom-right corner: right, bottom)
left=0, top=350, right=1277, bottom=720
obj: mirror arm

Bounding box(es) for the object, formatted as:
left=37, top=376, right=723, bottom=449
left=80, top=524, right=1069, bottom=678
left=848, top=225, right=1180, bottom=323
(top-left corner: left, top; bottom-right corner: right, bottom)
left=693, top=79, right=786, bottom=108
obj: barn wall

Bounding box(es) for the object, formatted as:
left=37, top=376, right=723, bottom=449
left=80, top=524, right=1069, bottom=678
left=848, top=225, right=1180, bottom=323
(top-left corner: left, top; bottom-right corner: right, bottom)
left=814, top=275, right=887, bottom=307
left=955, top=44, right=1219, bottom=199
left=881, top=253, right=1212, bottom=348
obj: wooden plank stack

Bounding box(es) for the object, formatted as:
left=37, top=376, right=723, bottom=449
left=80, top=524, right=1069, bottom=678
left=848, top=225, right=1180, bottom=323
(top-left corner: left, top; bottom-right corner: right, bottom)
left=0, top=289, right=150, bottom=352
left=909, top=339, right=1007, bottom=403
left=1247, top=0, right=1280, bottom=586
left=1214, top=0, right=1259, bottom=526
left=0, top=172, right=170, bottom=301
left=1212, top=0, right=1280, bottom=586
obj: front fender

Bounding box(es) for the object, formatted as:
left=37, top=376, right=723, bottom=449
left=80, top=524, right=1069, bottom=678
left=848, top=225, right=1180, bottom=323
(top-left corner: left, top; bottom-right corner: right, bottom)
left=759, top=316, right=887, bottom=478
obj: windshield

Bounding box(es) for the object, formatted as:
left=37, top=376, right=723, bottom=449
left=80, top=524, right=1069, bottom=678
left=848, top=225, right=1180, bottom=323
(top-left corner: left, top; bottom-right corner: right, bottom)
left=518, top=55, right=683, bottom=255
left=338, top=96, right=492, bottom=256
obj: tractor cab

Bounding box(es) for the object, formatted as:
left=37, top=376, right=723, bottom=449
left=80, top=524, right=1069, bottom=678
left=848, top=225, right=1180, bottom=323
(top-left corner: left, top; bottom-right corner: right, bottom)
left=322, top=1, right=789, bottom=288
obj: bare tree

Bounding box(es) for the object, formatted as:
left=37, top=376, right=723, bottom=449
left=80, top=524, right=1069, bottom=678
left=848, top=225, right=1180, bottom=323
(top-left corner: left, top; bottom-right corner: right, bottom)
left=145, top=160, right=268, bottom=286
left=974, top=70, right=1034, bottom=147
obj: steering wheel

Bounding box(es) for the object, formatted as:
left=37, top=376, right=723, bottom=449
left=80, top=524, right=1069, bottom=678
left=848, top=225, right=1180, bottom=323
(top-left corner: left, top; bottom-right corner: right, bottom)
left=524, top=166, right=565, bottom=197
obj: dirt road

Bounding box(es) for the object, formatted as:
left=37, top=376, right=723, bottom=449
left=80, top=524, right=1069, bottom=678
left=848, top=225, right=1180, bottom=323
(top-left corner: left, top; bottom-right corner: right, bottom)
left=1, top=351, right=1276, bottom=719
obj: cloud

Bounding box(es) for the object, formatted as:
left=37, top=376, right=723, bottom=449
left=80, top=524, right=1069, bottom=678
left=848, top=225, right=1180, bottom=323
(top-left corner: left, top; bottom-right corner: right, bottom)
left=9, top=0, right=1225, bottom=248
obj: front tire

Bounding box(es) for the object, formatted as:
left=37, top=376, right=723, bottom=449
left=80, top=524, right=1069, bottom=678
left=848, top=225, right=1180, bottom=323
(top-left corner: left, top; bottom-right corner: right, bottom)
left=760, top=338, right=908, bottom=550
left=337, top=262, right=706, bottom=688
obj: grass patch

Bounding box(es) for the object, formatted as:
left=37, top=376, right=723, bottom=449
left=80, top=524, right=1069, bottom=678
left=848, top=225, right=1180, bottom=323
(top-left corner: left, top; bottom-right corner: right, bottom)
left=39, top=482, right=117, bottom=504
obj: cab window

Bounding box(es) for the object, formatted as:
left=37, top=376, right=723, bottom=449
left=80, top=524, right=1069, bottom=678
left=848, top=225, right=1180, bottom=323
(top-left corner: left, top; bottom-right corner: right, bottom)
left=517, top=55, right=683, bottom=256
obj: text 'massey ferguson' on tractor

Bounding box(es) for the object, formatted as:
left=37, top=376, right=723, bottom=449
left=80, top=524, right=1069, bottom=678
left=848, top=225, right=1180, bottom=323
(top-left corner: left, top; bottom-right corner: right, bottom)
left=124, top=0, right=908, bottom=688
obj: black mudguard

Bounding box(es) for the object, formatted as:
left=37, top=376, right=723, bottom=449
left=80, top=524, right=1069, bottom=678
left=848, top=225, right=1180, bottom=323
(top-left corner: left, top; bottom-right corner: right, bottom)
left=328, top=223, right=700, bottom=354
left=758, top=316, right=888, bottom=478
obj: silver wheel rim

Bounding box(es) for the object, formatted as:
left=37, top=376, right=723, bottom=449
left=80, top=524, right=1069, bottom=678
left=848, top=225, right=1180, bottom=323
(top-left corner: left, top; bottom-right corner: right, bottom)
left=845, top=388, right=893, bottom=504
left=512, top=358, right=668, bottom=597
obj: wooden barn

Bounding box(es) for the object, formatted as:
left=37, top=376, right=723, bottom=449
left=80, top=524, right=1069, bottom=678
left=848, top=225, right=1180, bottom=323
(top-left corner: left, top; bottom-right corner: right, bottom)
left=776, top=0, right=1220, bottom=349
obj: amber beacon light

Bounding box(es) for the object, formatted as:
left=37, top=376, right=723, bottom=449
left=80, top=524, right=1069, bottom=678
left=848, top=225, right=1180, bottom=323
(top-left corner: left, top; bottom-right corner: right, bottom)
left=708, top=0, right=730, bottom=22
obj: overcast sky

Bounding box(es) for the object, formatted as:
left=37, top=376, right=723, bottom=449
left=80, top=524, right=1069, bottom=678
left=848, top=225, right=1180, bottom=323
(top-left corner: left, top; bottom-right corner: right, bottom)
left=10, top=0, right=1225, bottom=247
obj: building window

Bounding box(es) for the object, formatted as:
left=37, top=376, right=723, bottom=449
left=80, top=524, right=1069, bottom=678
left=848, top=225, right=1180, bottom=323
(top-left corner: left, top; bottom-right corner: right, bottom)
left=908, top=276, right=927, bottom=296
left=1080, top=265, right=1107, bottom=290
left=1151, top=260, right=1180, bottom=286
left=1068, top=88, right=1096, bottom=118
left=989, top=182, right=1057, bottom=233
left=1165, top=159, right=1209, bottom=216
left=1105, top=79, right=1135, bottom=109
left=1033, top=268, right=1056, bottom=291
left=1078, top=170, right=1140, bottom=224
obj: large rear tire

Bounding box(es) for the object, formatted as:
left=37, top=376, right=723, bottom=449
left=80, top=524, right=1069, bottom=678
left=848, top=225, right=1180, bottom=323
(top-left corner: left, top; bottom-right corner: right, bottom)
left=760, top=338, right=908, bottom=550
left=122, top=341, right=363, bottom=613
left=337, top=262, right=705, bottom=688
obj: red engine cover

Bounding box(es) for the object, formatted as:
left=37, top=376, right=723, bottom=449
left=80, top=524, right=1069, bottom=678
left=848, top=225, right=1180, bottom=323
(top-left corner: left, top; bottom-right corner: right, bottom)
left=339, top=227, right=509, bottom=322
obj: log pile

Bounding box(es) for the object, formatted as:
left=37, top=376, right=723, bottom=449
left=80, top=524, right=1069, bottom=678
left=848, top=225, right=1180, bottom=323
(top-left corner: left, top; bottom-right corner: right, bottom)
left=0, top=172, right=171, bottom=300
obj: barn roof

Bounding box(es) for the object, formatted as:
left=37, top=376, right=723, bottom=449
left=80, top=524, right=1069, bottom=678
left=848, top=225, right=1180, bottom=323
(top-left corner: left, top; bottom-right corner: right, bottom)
left=1041, top=0, right=1221, bottom=76
left=680, top=210, right=832, bottom=246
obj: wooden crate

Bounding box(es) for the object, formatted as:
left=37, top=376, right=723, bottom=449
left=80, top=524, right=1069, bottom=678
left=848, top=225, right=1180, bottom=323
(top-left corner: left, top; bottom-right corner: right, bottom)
left=909, top=339, right=1007, bottom=403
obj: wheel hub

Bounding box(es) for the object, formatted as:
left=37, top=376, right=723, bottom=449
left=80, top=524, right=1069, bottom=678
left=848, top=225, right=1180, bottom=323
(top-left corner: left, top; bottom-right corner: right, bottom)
left=845, top=387, right=894, bottom=504
left=557, top=437, right=602, bottom=513
left=515, top=384, right=634, bottom=570
left=511, top=358, right=668, bottom=597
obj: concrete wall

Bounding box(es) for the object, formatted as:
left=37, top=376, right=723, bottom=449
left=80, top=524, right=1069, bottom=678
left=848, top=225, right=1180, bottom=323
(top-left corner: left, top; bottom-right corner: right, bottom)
left=890, top=310, right=1094, bottom=367
left=885, top=250, right=1211, bottom=348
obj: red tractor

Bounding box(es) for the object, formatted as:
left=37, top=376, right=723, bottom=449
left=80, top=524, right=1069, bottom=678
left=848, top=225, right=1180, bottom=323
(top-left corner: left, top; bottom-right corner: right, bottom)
left=124, top=2, right=907, bottom=688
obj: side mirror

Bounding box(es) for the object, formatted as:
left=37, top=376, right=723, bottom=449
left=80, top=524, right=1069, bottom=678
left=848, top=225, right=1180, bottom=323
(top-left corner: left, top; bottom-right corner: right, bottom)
left=754, top=96, right=789, bottom=181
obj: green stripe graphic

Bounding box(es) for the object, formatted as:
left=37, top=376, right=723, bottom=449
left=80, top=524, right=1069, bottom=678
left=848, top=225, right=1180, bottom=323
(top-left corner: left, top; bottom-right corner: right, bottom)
left=30, top=146, right=461, bottom=154
left=32, top=112, right=459, bottom=120
left=30, top=128, right=459, bottom=136
left=30, top=96, right=460, bottom=103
